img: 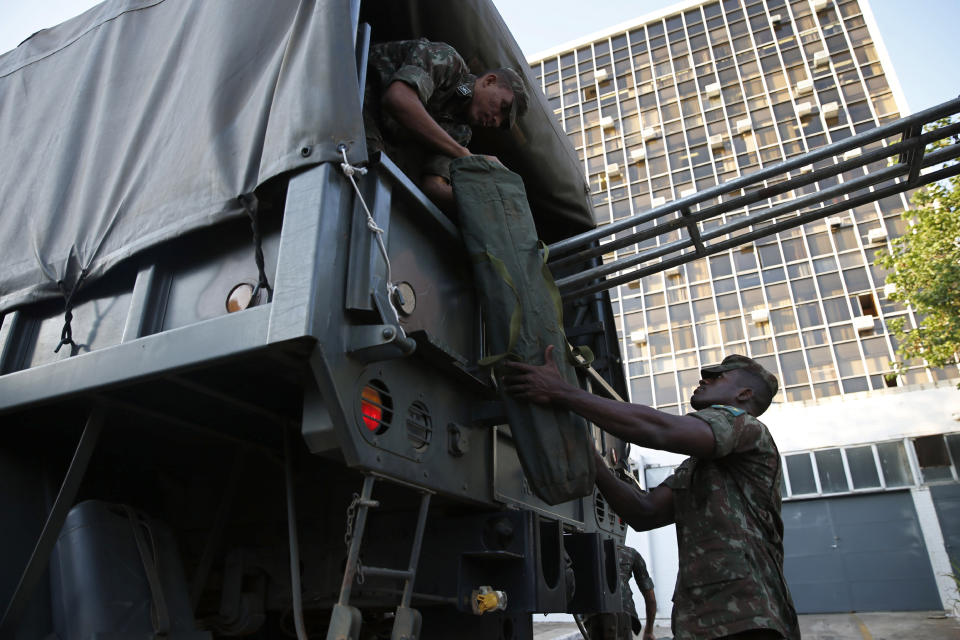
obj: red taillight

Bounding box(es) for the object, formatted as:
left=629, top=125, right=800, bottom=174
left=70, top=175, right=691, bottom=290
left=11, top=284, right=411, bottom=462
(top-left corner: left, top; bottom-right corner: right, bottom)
left=361, top=385, right=383, bottom=432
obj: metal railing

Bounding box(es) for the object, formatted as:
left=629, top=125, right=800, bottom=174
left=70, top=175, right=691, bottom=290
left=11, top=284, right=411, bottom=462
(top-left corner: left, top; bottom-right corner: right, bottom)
left=549, top=96, right=960, bottom=302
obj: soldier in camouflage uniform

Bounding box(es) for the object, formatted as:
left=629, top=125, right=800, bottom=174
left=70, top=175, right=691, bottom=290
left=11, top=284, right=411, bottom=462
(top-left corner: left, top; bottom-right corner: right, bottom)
left=364, top=38, right=528, bottom=212
left=583, top=543, right=657, bottom=640
left=503, top=351, right=800, bottom=640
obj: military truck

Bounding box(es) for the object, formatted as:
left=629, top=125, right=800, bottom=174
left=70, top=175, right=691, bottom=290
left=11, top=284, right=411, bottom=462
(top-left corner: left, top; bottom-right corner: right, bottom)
left=4, top=2, right=958, bottom=638
left=0, top=1, right=632, bottom=639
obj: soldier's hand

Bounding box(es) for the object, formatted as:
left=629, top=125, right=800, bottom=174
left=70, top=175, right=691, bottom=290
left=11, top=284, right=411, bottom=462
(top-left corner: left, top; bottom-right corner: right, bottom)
left=642, top=628, right=656, bottom=640
left=500, top=345, right=572, bottom=404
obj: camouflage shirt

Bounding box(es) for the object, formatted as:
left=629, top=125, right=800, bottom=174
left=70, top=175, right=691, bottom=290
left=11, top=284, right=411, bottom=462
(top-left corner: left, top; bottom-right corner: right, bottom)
left=618, top=545, right=654, bottom=622
left=662, top=405, right=799, bottom=640
left=366, top=39, right=475, bottom=180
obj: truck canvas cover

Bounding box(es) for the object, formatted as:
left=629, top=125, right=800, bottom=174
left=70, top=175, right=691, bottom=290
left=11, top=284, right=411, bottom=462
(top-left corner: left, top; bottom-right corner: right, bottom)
left=0, top=0, right=363, bottom=313
left=0, top=0, right=596, bottom=315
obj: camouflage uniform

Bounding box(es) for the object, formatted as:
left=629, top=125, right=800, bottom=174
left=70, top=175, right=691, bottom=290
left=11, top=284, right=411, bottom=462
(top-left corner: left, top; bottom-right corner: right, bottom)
left=583, top=544, right=655, bottom=640
left=620, top=545, right=655, bottom=632
left=365, top=39, right=475, bottom=182
left=662, top=405, right=799, bottom=640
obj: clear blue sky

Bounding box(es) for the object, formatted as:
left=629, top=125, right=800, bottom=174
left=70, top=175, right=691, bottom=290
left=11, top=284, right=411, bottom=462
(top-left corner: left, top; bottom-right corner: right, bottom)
left=2, top=1, right=956, bottom=112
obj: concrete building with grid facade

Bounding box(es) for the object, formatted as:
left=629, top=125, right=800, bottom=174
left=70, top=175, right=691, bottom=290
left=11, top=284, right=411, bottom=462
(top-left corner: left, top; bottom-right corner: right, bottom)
left=528, top=0, right=960, bottom=617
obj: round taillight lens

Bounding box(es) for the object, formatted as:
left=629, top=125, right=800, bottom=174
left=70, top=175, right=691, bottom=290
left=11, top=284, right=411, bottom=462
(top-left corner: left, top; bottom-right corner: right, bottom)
left=360, top=385, right=383, bottom=432
left=226, top=283, right=255, bottom=313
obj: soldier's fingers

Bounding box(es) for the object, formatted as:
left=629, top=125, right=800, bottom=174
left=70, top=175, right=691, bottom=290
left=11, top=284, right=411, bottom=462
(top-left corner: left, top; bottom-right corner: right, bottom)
left=500, top=372, right=525, bottom=385
left=502, top=360, right=536, bottom=372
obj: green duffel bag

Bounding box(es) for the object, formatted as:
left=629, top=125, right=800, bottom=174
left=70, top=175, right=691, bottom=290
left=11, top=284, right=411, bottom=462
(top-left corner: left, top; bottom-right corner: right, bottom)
left=450, top=155, right=595, bottom=505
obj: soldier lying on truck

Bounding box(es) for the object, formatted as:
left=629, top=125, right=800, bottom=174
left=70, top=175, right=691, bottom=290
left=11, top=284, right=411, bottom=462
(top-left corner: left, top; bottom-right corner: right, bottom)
left=364, top=38, right=528, bottom=213
left=503, top=350, right=801, bottom=640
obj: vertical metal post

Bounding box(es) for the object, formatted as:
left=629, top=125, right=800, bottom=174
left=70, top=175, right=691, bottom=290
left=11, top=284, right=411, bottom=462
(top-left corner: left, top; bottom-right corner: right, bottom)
left=338, top=475, right=376, bottom=606
left=121, top=265, right=158, bottom=343
left=0, top=310, right=23, bottom=373
left=285, top=429, right=309, bottom=640
left=0, top=406, right=104, bottom=635
left=399, top=492, right=432, bottom=609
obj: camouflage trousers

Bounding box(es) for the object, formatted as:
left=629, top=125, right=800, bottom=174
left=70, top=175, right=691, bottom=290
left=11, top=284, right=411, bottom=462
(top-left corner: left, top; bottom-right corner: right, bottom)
left=582, top=612, right=634, bottom=640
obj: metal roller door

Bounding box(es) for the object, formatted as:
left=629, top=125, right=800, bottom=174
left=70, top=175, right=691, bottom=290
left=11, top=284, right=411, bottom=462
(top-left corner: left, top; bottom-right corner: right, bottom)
left=782, top=491, right=941, bottom=613
left=930, top=483, right=960, bottom=571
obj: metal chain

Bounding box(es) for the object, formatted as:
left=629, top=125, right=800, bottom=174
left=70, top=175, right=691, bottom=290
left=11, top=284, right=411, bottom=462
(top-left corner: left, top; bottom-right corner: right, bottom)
left=343, top=492, right=365, bottom=585
left=343, top=493, right=358, bottom=547
left=338, top=145, right=401, bottom=325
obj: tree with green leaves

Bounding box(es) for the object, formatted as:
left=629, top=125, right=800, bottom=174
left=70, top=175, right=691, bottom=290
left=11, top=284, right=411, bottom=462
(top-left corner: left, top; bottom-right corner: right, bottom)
left=876, top=119, right=960, bottom=384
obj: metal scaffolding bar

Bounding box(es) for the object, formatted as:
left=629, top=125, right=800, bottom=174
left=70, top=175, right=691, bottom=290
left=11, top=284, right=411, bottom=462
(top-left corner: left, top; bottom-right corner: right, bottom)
left=560, top=146, right=960, bottom=301
left=548, top=96, right=960, bottom=302
left=548, top=96, right=960, bottom=260
left=548, top=122, right=960, bottom=272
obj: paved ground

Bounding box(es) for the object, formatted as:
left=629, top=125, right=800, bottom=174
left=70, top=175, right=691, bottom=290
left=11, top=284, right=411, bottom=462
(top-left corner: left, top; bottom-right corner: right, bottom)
left=799, top=611, right=959, bottom=639
left=533, top=611, right=960, bottom=639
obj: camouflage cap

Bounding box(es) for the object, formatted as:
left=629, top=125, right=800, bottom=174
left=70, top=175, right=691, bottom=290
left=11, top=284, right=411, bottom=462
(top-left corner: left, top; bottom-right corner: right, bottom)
left=701, top=354, right=778, bottom=397
left=495, top=67, right=528, bottom=129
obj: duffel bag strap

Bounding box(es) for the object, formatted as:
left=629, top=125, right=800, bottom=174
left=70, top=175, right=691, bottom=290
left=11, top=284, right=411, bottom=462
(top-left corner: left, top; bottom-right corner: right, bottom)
left=473, top=251, right=523, bottom=367
left=567, top=343, right=595, bottom=367
left=537, top=241, right=596, bottom=369
left=537, top=241, right=565, bottom=329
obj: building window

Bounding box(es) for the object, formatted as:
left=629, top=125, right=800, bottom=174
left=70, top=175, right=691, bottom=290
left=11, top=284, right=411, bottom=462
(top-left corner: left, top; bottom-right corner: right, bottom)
left=786, top=453, right=818, bottom=495
left=815, top=448, right=849, bottom=493
left=776, top=332, right=802, bottom=351
left=630, top=377, right=654, bottom=405
left=802, top=327, right=828, bottom=346
left=846, top=445, right=882, bottom=489
left=914, top=435, right=956, bottom=483
left=822, top=297, right=852, bottom=323
left=876, top=440, right=914, bottom=488
left=653, top=372, right=678, bottom=405
left=779, top=351, right=808, bottom=387
left=779, top=434, right=960, bottom=500
left=813, top=381, right=841, bottom=399
left=817, top=272, right=843, bottom=296
left=796, top=302, right=823, bottom=328
left=806, top=345, right=836, bottom=382
left=834, top=342, right=864, bottom=378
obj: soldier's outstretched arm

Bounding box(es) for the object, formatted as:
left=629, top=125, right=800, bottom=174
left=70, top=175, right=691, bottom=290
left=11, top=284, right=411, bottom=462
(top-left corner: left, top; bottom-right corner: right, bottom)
left=503, top=346, right=715, bottom=458
left=594, top=454, right=674, bottom=531
left=640, top=588, right=657, bottom=640
left=421, top=174, right=455, bottom=213
left=382, top=81, right=471, bottom=160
